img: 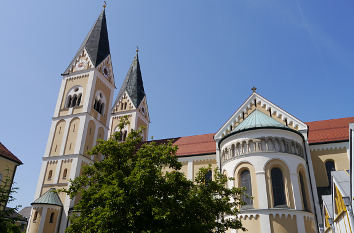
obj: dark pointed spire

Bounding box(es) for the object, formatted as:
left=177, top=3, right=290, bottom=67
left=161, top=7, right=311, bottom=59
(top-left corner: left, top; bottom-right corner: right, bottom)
left=113, top=52, right=146, bottom=109
left=64, top=9, right=110, bottom=73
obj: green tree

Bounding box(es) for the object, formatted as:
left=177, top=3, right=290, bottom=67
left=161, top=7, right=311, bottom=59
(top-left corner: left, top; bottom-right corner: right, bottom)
left=64, top=120, right=246, bottom=233
left=0, top=170, right=22, bottom=233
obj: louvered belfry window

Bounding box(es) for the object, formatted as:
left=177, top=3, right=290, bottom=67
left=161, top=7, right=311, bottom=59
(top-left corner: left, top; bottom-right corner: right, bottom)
left=240, top=170, right=253, bottom=207
left=271, top=168, right=286, bottom=207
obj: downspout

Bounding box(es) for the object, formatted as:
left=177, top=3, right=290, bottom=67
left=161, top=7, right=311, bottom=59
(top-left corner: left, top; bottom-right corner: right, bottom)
left=350, top=129, right=352, bottom=207
left=302, top=136, right=321, bottom=233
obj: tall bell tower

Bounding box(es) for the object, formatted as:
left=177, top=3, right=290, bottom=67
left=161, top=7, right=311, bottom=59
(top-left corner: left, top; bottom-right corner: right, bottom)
left=27, top=8, right=115, bottom=233
left=109, top=50, right=150, bottom=141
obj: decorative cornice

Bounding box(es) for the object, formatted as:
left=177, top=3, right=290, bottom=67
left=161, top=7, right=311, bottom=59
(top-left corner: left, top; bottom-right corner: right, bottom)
left=309, top=141, right=348, bottom=152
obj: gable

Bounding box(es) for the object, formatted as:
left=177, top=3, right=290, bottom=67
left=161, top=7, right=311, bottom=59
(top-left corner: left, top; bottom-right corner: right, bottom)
left=214, top=93, right=308, bottom=140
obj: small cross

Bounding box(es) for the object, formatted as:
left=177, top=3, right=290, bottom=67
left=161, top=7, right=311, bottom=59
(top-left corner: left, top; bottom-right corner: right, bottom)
left=251, top=87, right=257, bottom=93
left=136, top=46, right=139, bottom=53
left=103, top=1, right=107, bottom=9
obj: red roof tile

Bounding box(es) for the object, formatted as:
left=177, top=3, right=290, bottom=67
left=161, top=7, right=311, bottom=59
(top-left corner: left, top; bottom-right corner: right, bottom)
left=173, top=133, right=215, bottom=156
left=154, top=117, right=354, bottom=156
left=0, top=142, right=22, bottom=165
left=306, top=117, right=354, bottom=144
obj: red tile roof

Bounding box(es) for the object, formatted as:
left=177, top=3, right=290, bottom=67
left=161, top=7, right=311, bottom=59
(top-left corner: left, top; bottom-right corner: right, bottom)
left=161, top=117, right=354, bottom=156
left=0, top=142, right=22, bottom=165
left=173, top=133, right=215, bottom=156
left=306, top=117, right=354, bottom=144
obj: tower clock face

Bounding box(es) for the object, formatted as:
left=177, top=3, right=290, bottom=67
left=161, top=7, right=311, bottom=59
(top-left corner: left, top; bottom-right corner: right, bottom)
left=103, top=66, right=110, bottom=77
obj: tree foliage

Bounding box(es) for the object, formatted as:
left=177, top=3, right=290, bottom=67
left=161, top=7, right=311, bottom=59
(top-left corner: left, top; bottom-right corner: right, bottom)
left=0, top=170, right=22, bottom=233
left=64, top=120, right=246, bottom=233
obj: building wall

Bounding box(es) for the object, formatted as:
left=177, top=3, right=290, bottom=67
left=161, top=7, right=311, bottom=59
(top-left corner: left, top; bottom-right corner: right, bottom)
left=50, top=120, right=66, bottom=156
left=239, top=215, right=261, bottom=232
left=84, top=120, right=96, bottom=156
left=28, top=208, right=42, bottom=233
left=193, top=159, right=217, bottom=181
left=43, top=161, right=58, bottom=185
left=59, top=75, right=89, bottom=116
left=91, top=77, right=111, bottom=126
left=0, top=156, right=16, bottom=186
left=310, top=148, right=349, bottom=187
left=304, top=216, right=317, bottom=233
left=64, top=118, right=80, bottom=155
left=269, top=214, right=298, bottom=233
left=43, top=208, right=60, bottom=233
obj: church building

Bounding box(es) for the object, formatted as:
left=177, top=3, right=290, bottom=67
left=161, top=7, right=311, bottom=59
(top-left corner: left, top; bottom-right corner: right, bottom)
left=26, top=8, right=354, bottom=233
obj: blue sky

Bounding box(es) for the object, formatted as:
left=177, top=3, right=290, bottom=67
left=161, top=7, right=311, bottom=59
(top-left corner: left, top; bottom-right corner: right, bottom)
left=1, top=0, right=354, bottom=208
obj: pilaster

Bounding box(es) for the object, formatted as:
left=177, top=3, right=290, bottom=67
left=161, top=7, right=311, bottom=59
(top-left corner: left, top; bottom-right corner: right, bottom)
left=59, top=119, right=70, bottom=155
left=255, top=171, right=269, bottom=209
left=38, top=207, right=48, bottom=233
left=290, top=172, right=303, bottom=210
left=259, top=215, right=271, bottom=233
left=54, top=160, right=63, bottom=184
left=187, top=161, right=194, bottom=180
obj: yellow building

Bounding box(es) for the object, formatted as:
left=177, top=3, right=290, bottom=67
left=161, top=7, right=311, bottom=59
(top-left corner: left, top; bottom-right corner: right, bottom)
left=0, top=142, right=22, bottom=208
left=27, top=7, right=354, bottom=233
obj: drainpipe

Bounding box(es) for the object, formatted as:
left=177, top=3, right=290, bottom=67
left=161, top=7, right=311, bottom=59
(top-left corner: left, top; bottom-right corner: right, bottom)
left=302, top=137, right=322, bottom=233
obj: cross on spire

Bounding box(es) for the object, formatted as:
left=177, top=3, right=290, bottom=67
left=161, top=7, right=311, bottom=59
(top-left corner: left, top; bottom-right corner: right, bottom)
left=251, top=87, right=257, bottom=93
left=103, top=1, right=107, bottom=9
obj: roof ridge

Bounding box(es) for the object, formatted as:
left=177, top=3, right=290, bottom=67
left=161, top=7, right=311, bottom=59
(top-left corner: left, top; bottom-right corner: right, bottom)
left=306, top=116, right=354, bottom=124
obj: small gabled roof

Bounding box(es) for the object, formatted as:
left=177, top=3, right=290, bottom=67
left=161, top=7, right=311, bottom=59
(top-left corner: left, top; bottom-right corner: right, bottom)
left=232, top=110, right=288, bottom=133
left=112, top=53, right=145, bottom=109
left=0, top=142, right=22, bottom=165
left=332, top=170, right=350, bottom=197
left=64, top=9, right=110, bottom=73
left=214, top=92, right=308, bottom=140
left=31, top=188, right=63, bottom=207
left=322, top=195, right=333, bottom=218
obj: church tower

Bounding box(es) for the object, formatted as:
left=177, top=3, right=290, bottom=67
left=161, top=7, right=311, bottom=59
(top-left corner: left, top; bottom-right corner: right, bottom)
left=27, top=9, right=115, bottom=233
left=109, top=51, right=150, bottom=141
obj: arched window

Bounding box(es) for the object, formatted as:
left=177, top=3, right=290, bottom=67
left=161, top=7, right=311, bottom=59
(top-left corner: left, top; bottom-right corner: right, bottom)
left=33, top=211, right=38, bottom=222
left=63, top=169, right=67, bottom=179
left=66, top=86, right=83, bottom=108
left=71, top=95, right=77, bottom=107
left=124, top=102, right=127, bottom=110
left=325, top=160, right=335, bottom=187
left=240, top=170, right=253, bottom=207
left=93, top=92, right=106, bottom=115
left=66, top=95, right=72, bottom=108
left=271, top=168, right=286, bottom=207
left=299, top=172, right=309, bottom=211
left=231, top=144, right=235, bottom=157
left=48, top=170, right=53, bottom=180
left=205, top=170, right=212, bottom=183
left=122, top=130, right=127, bottom=141
left=77, top=94, right=82, bottom=106
left=99, top=103, right=104, bottom=114
left=49, top=212, right=55, bottom=223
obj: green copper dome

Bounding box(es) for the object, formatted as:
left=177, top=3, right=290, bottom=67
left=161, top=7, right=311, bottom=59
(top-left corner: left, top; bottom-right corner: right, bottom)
left=232, top=110, right=288, bottom=133
left=31, top=188, right=63, bottom=207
